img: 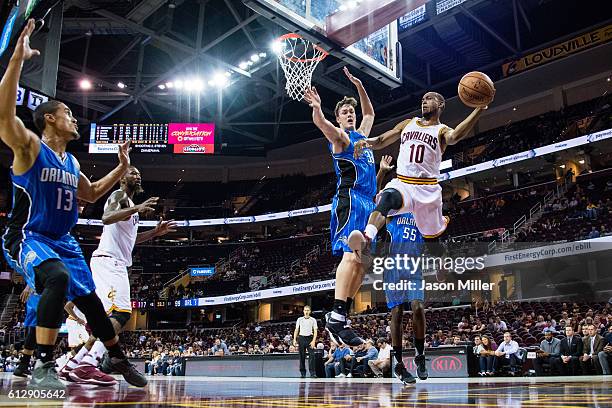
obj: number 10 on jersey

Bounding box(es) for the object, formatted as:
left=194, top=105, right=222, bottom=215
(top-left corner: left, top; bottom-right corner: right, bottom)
left=408, top=144, right=425, bottom=163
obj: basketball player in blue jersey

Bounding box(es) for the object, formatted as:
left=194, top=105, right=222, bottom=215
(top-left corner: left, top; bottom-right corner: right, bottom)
left=383, top=213, right=429, bottom=384
left=13, top=285, right=39, bottom=378
left=0, top=20, right=146, bottom=390
left=304, top=67, right=376, bottom=346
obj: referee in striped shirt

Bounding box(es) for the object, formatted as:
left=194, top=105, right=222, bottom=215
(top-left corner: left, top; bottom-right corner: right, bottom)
left=293, top=305, right=318, bottom=378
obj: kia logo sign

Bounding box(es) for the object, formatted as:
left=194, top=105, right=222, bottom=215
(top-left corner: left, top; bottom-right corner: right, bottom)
left=405, top=355, right=464, bottom=375
left=431, top=356, right=463, bottom=372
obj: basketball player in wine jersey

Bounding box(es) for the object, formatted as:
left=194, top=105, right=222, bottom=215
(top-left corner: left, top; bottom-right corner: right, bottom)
left=303, top=67, right=376, bottom=346
left=67, top=166, right=177, bottom=384
left=348, top=91, right=491, bottom=373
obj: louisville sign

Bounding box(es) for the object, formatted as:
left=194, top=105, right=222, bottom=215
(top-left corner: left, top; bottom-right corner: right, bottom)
left=502, top=24, right=612, bottom=77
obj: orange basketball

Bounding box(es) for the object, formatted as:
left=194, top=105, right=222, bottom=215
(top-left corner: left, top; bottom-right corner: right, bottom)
left=458, top=71, right=495, bottom=108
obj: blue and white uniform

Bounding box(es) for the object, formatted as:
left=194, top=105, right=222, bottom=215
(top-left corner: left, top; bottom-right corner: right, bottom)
left=329, top=130, right=377, bottom=255
left=383, top=213, right=424, bottom=309
left=2, top=142, right=95, bottom=300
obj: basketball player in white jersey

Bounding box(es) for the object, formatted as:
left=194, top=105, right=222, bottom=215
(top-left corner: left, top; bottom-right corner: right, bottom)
left=349, top=91, right=489, bottom=252
left=67, top=166, right=177, bottom=384
left=348, top=91, right=489, bottom=379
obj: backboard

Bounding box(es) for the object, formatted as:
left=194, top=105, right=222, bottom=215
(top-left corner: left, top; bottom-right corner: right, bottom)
left=245, top=0, right=403, bottom=88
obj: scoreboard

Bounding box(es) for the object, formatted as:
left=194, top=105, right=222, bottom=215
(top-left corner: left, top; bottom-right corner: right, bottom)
left=131, top=298, right=199, bottom=310
left=89, top=122, right=215, bottom=154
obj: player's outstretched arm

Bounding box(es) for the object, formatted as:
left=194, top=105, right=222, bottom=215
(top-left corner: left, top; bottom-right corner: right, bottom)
left=344, top=67, right=375, bottom=137
left=101, top=191, right=159, bottom=225
left=0, top=19, right=41, bottom=171
left=442, top=106, right=486, bottom=147
left=353, top=117, right=412, bottom=158
left=304, top=87, right=348, bottom=149
left=135, top=217, right=178, bottom=244
left=77, top=140, right=131, bottom=203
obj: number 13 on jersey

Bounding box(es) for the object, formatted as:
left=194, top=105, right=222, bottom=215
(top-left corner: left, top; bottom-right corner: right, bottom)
left=56, top=188, right=74, bottom=211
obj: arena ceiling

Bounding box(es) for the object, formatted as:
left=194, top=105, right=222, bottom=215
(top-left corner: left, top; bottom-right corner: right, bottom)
left=30, top=0, right=612, bottom=155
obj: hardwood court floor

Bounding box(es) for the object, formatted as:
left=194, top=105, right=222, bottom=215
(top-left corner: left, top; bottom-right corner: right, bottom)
left=0, top=374, right=610, bottom=407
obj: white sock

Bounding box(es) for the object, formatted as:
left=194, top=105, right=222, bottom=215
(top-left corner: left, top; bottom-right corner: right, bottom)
left=80, top=341, right=106, bottom=367
left=364, top=224, right=378, bottom=240
left=55, top=352, right=70, bottom=369
left=67, top=347, right=88, bottom=369
left=330, top=311, right=346, bottom=322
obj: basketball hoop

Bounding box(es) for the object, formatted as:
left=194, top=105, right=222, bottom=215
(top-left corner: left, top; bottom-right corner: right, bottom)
left=275, top=33, right=328, bottom=101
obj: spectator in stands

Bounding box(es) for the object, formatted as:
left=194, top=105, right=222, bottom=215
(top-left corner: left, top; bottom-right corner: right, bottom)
left=458, top=317, right=471, bottom=334
left=581, top=324, right=605, bottom=374
left=212, top=338, right=230, bottom=356
left=312, top=342, right=324, bottom=358
left=493, top=332, right=520, bottom=375
left=472, top=319, right=485, bottom=333
left=586, top=201, right=599, bottom=219
left=4, top=351, right=18, bottom=373
left=588, top=226, right=601, bottom=239
left=338, top=343, right=362, bottom=378
left=293, top=305, right=318, bottom=378
left=167, top=351, right=185, bottom=376
left=560, top=326, right=583, bottom=375
left=325, top=343, right=349, bottom=378
left=145, top=351, right=160, bottom=375
left=477, top=335, right=495, bottom=376
left=430, top=334, right=443, bottom=348
left=598, top=326, right=612, bottom=375
left=533, top=328, right=562, bottom=376
left=486, top=317, right=496, bottom=333
left=472, top=335, right=482, bottom=354
left=343, top=340, right=375, bottom=377
left=354, top=340, right=379, bottom=376
left=368, top=338, right=392, bottom=378
left=581, top=325, right=589, bottom=339
left=494, top=317, right=508, bottom=332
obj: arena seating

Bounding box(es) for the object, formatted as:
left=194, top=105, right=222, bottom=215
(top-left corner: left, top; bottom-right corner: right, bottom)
left=516, top=171, right=612, bottom=242
left=445, top=93, right=612, bottom=167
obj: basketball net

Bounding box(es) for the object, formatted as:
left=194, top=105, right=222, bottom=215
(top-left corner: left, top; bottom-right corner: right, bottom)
left=276, top=33, right=328, bottom=101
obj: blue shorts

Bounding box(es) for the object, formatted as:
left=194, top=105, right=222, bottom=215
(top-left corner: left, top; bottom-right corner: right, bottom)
left=330, top=190, right=375, bottom=256
left=3, top=230, right=95, bottom=301
left=383, top=267, right=424, bottom=309
left=24, top=293, right=40, bottom=328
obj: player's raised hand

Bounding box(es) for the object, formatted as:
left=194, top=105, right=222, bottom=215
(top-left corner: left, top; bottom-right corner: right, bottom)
left=353, top=139, right=372, bottom=159
left=154, top=218, right=178, bottom=237
left=343, top=67, right=362, bottom=87
left=380, top=155, right=394, bottom=172
left=303, top=87, right=321, bottom=109
left=13, top=19, right=40, bottom=62
left=118, top=140, right=131, bottom=168
left=137, top=197, right=159, bottom=214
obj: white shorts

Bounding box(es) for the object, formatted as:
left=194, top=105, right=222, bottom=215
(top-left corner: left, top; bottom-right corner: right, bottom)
left=66, top=318, right=89, bottom=348
left=90, top=256, right=132, bottom=314
left=381, top=178, right=449, bottom=237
